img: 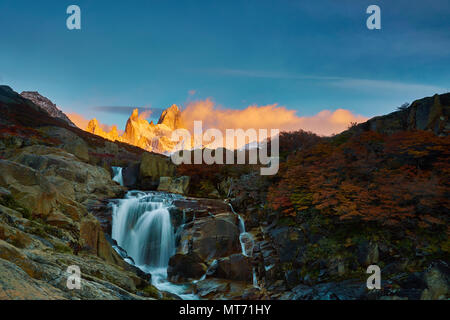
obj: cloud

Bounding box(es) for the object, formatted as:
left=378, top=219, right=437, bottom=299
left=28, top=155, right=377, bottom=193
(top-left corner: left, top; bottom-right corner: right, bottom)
left=203, top=68, right=448, bottom=95
left=188, top=90, right=196, bottom=96
left=204, top=68, right=341, bottom=81
left=67, top=112, right=120, bottom=133
left=138, top=109, right=153, bottom=120
left=181, top=99, right=367, bottom=137
left=330, top=79, right=448, bottom=94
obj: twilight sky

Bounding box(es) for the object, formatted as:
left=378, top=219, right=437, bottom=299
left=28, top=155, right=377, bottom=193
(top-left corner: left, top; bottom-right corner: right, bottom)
left=0, top=0, right=449, bottom=132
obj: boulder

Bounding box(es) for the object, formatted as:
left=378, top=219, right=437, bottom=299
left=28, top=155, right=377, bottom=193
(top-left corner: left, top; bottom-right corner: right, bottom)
left=10, top=145, right=125, bottom=205
left=139, top=153, right=175, bottom=189
left=157, top=176, right=190, bottom=195
left=122, top=162, right=140, bottom=187
left=209, top=253, right=253, bottom=283
left=80, top=216, right=128, bottom=268
left=0, top=159, right=58, bottom=216
left=177, top=216, right=241, bottom=261
left=194, top=278, right=257, bottom=300
left=194, top=279, right=230, bottom=299
left=167, top=253, right=207, bottom=282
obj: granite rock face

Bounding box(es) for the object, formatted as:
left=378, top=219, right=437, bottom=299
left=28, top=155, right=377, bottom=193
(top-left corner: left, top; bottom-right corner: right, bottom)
left=0, top=86, right=159, bottom=300
left=354, top=93, right=450, bottom=136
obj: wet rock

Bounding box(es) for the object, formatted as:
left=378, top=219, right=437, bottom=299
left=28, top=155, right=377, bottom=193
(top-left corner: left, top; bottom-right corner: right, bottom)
left=86, top=199, right=113, bottom=234
left=194, top=278, right=256, bottom=299
left=122, top=162, right=140, bottom=188
left=209, top=253, right=253, bottom=283
left=157, top=176, right=190, bottom=195
left=194, top=279, right=230, bottom=299
left=177, top=215, right=241, bottom=260
left=167, top=253, right=207, bottom=282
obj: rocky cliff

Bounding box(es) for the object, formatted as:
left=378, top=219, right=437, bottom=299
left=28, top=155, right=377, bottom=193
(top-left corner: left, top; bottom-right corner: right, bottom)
left=20, top=91, right=76, bottom=127
left=0, top=86, right=175, bottom=299
left=349, top=93, right=449, bottom=136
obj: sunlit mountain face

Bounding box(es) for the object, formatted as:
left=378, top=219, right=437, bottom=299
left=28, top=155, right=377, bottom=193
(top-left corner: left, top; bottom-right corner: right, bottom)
left=69, top=101, right=368, bottom=154
left=82, top=105, right=183, bottom=154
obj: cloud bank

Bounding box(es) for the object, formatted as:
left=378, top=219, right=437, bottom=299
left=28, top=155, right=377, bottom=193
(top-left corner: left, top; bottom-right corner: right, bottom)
left=181, top=99, right=368, bottom=136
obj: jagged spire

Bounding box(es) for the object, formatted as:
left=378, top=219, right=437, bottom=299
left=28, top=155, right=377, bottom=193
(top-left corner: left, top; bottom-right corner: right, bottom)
left=157, top=104, right=182, bottom=130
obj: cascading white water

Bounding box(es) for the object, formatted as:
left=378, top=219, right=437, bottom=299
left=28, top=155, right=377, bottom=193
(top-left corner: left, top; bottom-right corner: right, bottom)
left=112, top=166, right=124, bottom=186
left=111, top=191, right=259, bottom=297
left=228, top=202, right=260, bottom=288
left=228, top=203, right=254, bottom=256
left=111, top=191, right=196, bottom=299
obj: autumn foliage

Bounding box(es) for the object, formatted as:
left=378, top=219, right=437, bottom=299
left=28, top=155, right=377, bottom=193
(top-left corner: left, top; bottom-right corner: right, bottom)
left=268, top=130, right=450, bottom=228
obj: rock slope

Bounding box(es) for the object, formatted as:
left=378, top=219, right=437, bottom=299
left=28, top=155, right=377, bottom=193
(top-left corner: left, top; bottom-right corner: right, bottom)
left=0, top=86, right=166, bottom=300
left=20, top=91, right=76, bottom=127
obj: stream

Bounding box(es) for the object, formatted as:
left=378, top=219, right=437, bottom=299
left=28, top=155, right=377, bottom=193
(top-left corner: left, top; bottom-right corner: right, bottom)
left=110, top=185, right=256, bottom=299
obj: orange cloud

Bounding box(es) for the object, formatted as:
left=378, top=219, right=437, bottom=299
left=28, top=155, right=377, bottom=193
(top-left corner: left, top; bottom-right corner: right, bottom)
left=180, top=99, right=367, bottom=136
left=138, top=109, right=153, bottom=120
left=67, top=112, right=120, bottom=133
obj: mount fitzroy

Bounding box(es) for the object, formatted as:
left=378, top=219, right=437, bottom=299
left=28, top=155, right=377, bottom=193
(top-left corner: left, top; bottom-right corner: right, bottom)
left=86, top=105, right=184, bottom=154
left=19, top=91, right=185, bottom=154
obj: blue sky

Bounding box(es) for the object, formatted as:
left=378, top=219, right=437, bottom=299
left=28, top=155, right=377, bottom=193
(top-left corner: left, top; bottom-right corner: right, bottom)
left=0, top=0, right=449, bottom=128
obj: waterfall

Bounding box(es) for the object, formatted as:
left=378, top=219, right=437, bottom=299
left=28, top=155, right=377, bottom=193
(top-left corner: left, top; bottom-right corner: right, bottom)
left=112, top=166, right=124, bottom=186
left=228, top=203, right=254, bottom=257
left=228, top=202, right=259, bottom=288
left=112, top=191, right=175, bottom=268
left=111, top=191, right=197, bottom=299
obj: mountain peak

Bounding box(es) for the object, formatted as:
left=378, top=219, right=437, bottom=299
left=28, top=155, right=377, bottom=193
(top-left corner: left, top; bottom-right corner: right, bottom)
left=87, top=118, right=100, bottom=131
left=20, top=91, right=75, bottom=126
left=157, top=104, right=182, bottom=130
left=131, top=108, right=139, bottom=120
